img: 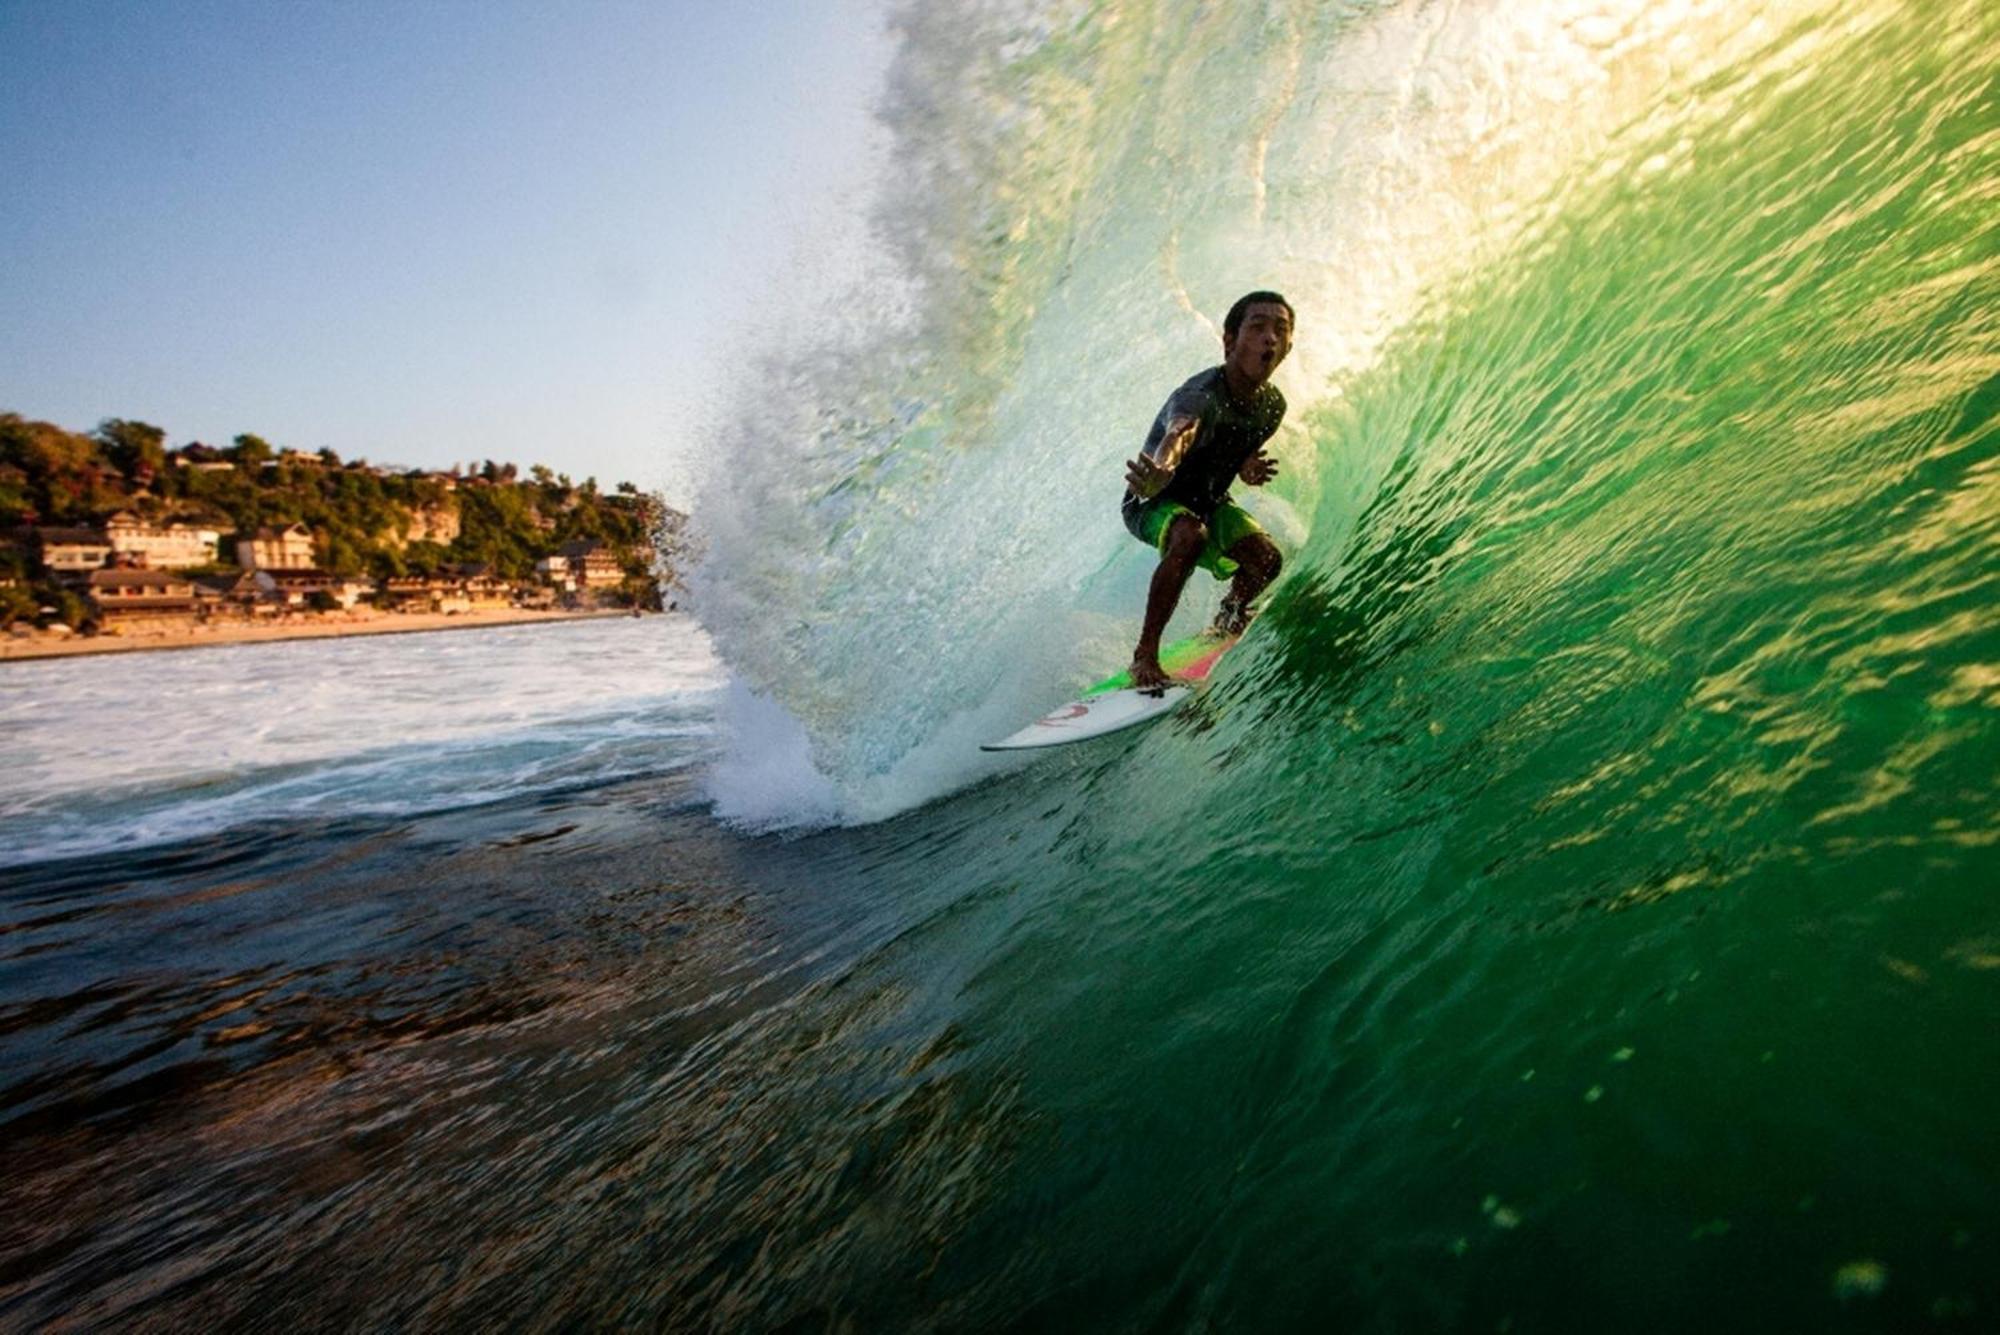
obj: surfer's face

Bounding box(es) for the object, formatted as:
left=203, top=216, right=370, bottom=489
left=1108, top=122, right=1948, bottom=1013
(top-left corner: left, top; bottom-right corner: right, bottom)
left=1223, top=302, right=1293, bottom=386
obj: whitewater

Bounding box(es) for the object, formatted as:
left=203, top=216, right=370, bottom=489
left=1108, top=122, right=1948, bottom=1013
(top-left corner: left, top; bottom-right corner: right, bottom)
left=3, top=0, right=1995, bottom=1329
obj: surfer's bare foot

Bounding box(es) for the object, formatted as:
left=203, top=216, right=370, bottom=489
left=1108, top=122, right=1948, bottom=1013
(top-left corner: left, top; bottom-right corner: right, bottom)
left=1130, top=653, right=1170, bottom=692
left=1210, top=594, right=1254, bottom=638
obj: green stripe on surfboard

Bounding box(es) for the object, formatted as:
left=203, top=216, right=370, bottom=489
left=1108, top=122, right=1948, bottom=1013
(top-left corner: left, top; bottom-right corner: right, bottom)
left=1082, top=631, right=1239, bottom=698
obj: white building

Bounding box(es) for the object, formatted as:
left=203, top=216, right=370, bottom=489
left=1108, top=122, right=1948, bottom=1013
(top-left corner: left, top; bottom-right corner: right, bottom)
left=34, top=528, right=114, bottom=582
left=559, top=540, right=625, bottom=589
left=236, top=523, right=316, bottom=570
left=105, top=511, right=220, bottom=569
left=535, top=555, right=576, bottom=592
left=251, top=569, right=373, bottom=609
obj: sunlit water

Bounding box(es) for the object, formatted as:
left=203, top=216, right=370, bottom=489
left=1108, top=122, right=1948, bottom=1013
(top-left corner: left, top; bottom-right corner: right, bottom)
left=5, top=1, right=1998, bottom=1330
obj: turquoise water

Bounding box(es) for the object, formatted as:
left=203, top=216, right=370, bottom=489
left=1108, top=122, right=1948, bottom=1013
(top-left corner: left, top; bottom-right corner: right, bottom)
left=3, top=2, right=1995, bottom=1329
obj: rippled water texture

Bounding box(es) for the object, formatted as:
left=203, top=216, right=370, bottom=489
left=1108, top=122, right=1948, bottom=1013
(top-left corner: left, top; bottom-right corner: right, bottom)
left=4, top=1, right=1997, bottom=1330
left=0, top=619, right=722, bottom=866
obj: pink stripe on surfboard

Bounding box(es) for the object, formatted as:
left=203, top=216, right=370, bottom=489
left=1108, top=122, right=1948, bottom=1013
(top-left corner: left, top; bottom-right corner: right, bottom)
left=1176, top=637, right=1237, bottom=682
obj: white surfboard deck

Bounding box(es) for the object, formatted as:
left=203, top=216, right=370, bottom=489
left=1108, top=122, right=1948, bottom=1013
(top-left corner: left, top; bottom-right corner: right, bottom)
left=980, top=684, right=1191, bottom=751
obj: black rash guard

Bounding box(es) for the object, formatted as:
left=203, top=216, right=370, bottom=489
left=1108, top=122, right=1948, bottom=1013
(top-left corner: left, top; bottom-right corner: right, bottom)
left=1122, top=365, right=1286, bottom=537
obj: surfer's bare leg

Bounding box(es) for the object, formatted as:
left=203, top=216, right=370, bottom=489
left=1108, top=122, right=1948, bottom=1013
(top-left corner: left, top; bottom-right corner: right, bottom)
left=1214, top=534, right=1282, bottom=635
left=1132, top=515, right=1207, bottom=691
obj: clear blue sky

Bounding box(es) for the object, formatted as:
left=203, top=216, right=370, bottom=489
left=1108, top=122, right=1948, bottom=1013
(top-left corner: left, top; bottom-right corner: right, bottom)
left=0, top=0, right=889, bottom=503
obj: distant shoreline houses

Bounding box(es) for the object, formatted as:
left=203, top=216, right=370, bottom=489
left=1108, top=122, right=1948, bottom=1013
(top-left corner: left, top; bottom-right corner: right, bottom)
left=4, top=519, right=652, bottom=629
left=1, top=419, right=685, bottom=636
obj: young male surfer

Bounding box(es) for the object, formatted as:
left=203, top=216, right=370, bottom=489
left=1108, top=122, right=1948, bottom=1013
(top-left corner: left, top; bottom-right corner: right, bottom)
left=1122, top=291, right=1293, bottom=691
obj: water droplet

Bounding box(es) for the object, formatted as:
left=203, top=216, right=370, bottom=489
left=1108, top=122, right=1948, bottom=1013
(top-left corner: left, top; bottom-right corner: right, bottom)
left=1611, top=1047, right=1635, bottom=1062
left=1832, top=1259, right=1888, bottom=1299
left=1584, top=1084, right=1604, bottom=1103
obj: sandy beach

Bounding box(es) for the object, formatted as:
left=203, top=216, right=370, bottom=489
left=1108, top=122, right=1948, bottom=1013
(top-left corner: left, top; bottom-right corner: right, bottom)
left=1, top=606, right=643, bottom=662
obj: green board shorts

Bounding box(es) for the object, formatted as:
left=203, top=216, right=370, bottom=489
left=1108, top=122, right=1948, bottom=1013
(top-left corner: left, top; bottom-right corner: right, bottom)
left=1127, top=497, right=1266, bottom=578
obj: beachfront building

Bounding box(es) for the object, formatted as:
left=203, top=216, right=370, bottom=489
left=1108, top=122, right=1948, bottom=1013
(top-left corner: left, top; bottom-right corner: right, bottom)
left=453, top=563, right=512, bottom=607
left=195, top=569, right=269, bottom=616
left=86, top=569, right=198, bottom=620
left=535, top=555, right=576, bottom=593
left=382, top=575, right=434, bottom=609
left=559, top=540, right=625, bottom=590
left=514, top=584, right=558, bottom=609
left=381, top=574, right=468, bottom=612
left=252, top=568, right=333, bottom=607
left=34, top=528, right=114, bottom=583
left=329, top=574, right=376, bottom=609
left=236, top=523, right=316, bottom=570
left=105, top=512, right=221, bottom=569
left=251, top=568, right=373, bottom=609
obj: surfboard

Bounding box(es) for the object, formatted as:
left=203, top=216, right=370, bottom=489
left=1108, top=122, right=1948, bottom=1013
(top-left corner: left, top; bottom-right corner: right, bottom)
left=980, top=631, right=1239, bottom=751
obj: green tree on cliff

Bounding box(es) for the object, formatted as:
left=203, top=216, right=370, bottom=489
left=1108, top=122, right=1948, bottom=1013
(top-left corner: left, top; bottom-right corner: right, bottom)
left=229, top=434, right=274, bottom=468
left=95, top=419, right=168, bottom=484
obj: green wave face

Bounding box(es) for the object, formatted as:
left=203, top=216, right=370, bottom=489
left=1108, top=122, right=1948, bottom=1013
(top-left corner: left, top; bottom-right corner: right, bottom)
left=683, top=2, right=1998, bottom=1326
left=1247, top=0, right=1997, bottom=884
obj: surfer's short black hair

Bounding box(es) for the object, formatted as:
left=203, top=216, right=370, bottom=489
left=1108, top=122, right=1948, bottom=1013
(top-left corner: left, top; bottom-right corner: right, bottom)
left=1224, top=291, right=1294, bottom=339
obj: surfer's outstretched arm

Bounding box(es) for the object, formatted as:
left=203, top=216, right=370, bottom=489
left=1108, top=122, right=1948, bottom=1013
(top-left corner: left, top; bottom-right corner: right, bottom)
left=1124, top=415, right=1199, bottom=499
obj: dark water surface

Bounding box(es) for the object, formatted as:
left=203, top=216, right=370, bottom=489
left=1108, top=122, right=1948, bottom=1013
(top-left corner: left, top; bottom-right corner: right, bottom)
left=4, top=739, right=1996, bottom=1331
left=1, top=775, right=907, bottom=1328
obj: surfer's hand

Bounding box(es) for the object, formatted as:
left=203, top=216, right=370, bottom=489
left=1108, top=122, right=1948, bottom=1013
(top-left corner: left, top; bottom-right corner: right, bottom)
left=1240, top=450, right=1278, bottom=486
left=1125, top=454, right=1171, bottom=499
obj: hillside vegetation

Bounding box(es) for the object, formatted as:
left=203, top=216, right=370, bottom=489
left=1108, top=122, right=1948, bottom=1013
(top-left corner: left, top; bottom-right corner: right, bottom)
left=1, top=412, right=671, bottom=586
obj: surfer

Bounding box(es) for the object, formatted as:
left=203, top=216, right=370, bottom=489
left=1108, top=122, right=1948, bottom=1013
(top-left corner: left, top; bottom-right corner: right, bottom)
left=1122, top=291, right=1293, bottom=691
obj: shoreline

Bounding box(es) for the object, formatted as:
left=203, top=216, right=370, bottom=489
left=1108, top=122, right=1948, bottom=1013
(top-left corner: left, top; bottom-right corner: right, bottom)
left=1, top=606, right=649, bottom=663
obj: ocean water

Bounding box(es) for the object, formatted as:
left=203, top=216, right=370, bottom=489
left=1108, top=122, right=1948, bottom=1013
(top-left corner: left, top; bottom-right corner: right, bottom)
left=0, top=619, right=723, bottom=869
left=6, top=0, right=1999, bottom=1329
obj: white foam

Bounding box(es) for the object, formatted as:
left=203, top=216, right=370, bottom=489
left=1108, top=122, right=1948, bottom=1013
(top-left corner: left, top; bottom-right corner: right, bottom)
left=704, top=678, right=843, bottom=833
left=0, top=617, right=721, bottom=866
